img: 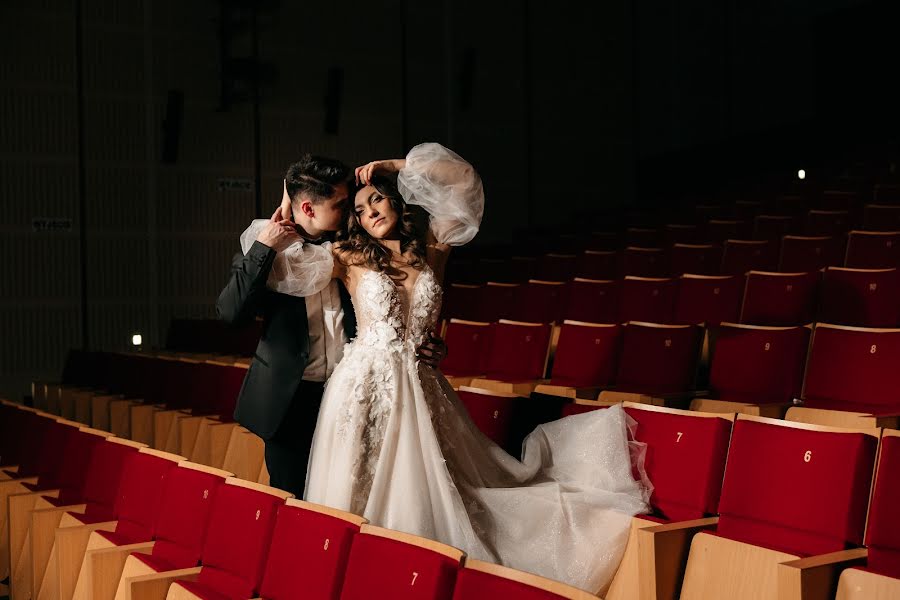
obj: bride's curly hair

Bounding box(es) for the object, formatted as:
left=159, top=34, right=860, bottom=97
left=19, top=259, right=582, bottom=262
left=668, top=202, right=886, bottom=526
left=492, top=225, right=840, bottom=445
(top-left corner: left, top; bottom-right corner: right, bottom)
left=335, top=175, right=428, bottom=276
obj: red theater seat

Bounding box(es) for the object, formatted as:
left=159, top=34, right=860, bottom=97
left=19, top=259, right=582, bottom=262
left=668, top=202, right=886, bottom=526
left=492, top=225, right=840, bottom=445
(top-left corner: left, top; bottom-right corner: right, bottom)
left=609, top=322, right=703, bottom=399
left=535, top=254, right=577, bottom=282
left=624, top=404, right=732, bottom=522
left=452, top=559, right=597, bottom=600
left=706, top=220, right=752, bottom=245
left=862, top=204, right=900, bottom=232
left=441, top=284, right=485, bottom=322
left=510, top=280, right=567, bottom=324
left=753, top=214, right=795, bottom=243
left=624, top=246, right=669, bottom=278
left=165, top=479, right=292, bottom=600
left=845, top=230, right=900, bottom=269
left=721, top=239, right=778, bottom=275
left=707, top=323, right=810, bottom=405
left=115, top=463, right=230, bottom=599
left=258, top=500, right=366, bottom=600
left=440, top=320, right=492, bottom=379
left=797, top=324, right=900, bottom=416
left=670, top=244, right=722, bottom=276
left=619, top=277, right=676, bottom=324
left=679, top=416, right=879, bottom=599
left=575, top=250, right=621, bottom=280
left=836, top=431, right=900, bottom=597
left=805, top=209, right=852, bottom=237
left=819, top=267, right=900, bottom=327
left=338, top=525, right=464, bottom=600
left=778, top=235, right=845, bottom=272
left=739, top=271, right=819, bottom=326
left=562, top=278, right=619, bottom=323
left=546, top=322, right=621, bottom=389
left=456, top=386, right=527, bottom=453
left=673, top=274, right=743, bottom=326
left=482, top=320, right=552, bottom=382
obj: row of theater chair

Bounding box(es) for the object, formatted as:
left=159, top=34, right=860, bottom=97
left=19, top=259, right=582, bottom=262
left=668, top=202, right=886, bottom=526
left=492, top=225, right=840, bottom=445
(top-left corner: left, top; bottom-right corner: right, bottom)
left=0, top=401, right=595, bottom=600
left=30, top=351, right=272, bottom=484
left=448, top=228, right=900, bottom=285
left=442, top=390, right=900, bottom=600
left=6, top=392, right=900, bottom=600
left=442, top=319, right=900, bottom=432
left=444, top=266, right=900, bottom=329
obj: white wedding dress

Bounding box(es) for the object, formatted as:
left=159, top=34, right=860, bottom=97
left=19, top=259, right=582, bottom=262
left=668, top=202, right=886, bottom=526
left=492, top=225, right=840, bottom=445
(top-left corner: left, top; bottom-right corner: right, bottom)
left=240, top=144, right=651, bottom=593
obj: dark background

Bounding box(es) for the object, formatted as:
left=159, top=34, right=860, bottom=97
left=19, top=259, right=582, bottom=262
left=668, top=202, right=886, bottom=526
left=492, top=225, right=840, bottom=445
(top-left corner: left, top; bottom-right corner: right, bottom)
left=2, top=0, right=899, bottom=397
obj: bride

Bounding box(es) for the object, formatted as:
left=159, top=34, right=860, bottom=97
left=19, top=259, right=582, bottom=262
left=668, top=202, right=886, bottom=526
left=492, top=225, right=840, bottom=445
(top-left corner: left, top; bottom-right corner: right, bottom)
left=241, top=143, right=650, bottom=593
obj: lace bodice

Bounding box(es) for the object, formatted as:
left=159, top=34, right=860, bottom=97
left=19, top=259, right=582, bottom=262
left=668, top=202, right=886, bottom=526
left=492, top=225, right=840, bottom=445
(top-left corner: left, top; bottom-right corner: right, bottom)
left=351, top=265, right=443, bottom=351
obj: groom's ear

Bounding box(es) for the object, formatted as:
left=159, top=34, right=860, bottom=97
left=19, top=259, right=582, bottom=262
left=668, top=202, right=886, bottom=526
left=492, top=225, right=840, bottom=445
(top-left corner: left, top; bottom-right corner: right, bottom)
left=300, top=198, right=316, bottom=218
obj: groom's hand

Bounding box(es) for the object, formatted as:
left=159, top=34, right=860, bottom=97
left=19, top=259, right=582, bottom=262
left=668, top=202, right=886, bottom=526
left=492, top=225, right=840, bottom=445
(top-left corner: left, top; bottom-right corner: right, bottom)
left=257, top=207, right=300, bottom=252
left=416, top=330, right=447, bottom=368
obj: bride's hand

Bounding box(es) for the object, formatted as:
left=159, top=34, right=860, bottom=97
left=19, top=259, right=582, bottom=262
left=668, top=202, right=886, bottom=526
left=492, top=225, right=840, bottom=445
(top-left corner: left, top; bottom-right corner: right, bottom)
left=355, top=159, right=406, bottom=186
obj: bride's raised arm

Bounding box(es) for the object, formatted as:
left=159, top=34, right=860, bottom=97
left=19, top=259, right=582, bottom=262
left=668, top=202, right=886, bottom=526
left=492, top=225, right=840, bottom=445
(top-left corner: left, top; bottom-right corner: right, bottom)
left=239, top=219, right=342, bottom=298
left=396, top=143, right=484, bottom=253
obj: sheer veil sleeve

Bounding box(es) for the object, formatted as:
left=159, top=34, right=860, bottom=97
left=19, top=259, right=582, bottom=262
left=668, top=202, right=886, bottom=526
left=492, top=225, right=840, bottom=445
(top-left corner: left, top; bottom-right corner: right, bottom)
left=239, top=219, right=335, bottom=297
left=397, top=143, right=484, bottom=246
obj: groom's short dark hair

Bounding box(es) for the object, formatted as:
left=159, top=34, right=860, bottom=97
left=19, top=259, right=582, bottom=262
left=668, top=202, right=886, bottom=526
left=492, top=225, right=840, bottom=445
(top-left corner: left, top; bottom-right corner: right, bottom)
left=285, top=155, right=352, bottom=204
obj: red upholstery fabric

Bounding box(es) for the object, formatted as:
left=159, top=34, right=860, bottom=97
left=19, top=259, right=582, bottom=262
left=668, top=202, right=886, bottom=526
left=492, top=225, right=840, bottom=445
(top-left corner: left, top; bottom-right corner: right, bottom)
left=804, top=210, right=851, bottom=237
left=624, top=247, right=670, bottom=278
left=863, top=204, right=900, bottom=231
left=562, top=278, right=620, bottom=323
left=457, top=389, right=521, bottom=451
left=78, top=440, right=140, bottom=520
left=753, top=214, right=795, bottom=244
left=481, top=283, right=521, bottom=322
left=669, top=244, right=722, bottom=276
left=721, top=239, right=778, bottom=275
left=441, top=321, right=491, bottom=377
left=674, top=275, right=743, bottom=326
left=510, top=281, right=567, bottom=324
left=484, top=322, right=552, bottom=381
left=624, top=406, right=732, bottom=521
left=112, top=451, right=180, bottom=543
left=260, top=504, right=362, bottom=600
left=779, top=236, right=845, bottom=273
left=338, top=533, right=461, bottom=600
left=575, top=250, right=621, bottom=280
left=615, top=323, right=703, bottom=395
left=705, top=220, right=752, bottom=245
left=31, top=420, right=79, bottom=486
left=194, top=484, right=284, bottom=598
left=845, top=231, right=900, bottom=269
left=865, top=436, right=900, bottom=579
left=709, top=325, right=810, bottom=405
left=55, top=429, right=106, bottom=504
left=96, top=530, right=146, bottom=547
left=133, top=551, right=181, bottom=573
left=803, top=325, right=900, bottom=410
left=535, top=254, right=577, bottom=282
left=150, top=466, right=224, bottom=569
left=451, top=567, right=572, bottom=600
left=549, top=323, right=621, bottom=388
left=215, top=365, right=249, bottom=420
left=441, top=284, right=484, bottom=322
left=716, top=419, right=877, bottom=557
left=740, top=271, right=819, bottom=326
left=619, top=277, right=676, bottom=323
left=819, top=268, right=900, bottom=327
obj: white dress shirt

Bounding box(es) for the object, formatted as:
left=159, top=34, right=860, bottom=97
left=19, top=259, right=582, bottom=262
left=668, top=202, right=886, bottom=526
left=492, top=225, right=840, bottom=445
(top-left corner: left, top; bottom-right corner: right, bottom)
left=302, top=278, right=348, bottom=382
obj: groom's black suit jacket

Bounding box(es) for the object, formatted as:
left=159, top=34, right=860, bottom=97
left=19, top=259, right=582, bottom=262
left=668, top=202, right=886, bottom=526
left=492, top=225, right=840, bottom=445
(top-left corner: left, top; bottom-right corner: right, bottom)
left=216, top=240, right=357, bottom=440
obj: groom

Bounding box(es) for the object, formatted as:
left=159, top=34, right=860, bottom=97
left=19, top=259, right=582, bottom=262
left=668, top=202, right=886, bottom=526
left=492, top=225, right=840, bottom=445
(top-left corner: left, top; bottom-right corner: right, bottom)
left=217, top=154, right=445, bottom=498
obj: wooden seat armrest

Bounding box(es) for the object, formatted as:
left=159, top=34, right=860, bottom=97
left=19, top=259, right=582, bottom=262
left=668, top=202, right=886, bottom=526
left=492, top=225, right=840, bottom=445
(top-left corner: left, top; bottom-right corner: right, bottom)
left=640, top=516, right=720, bottom=534
left=129, top=566, right=202, bottom=600
left=90, top=540, right=156, bottom=557
left=636, top=517, right=720, bottom=600
left=533, top=384, right=605, bottom=400
left=778, top=548, right=868, bottom=600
